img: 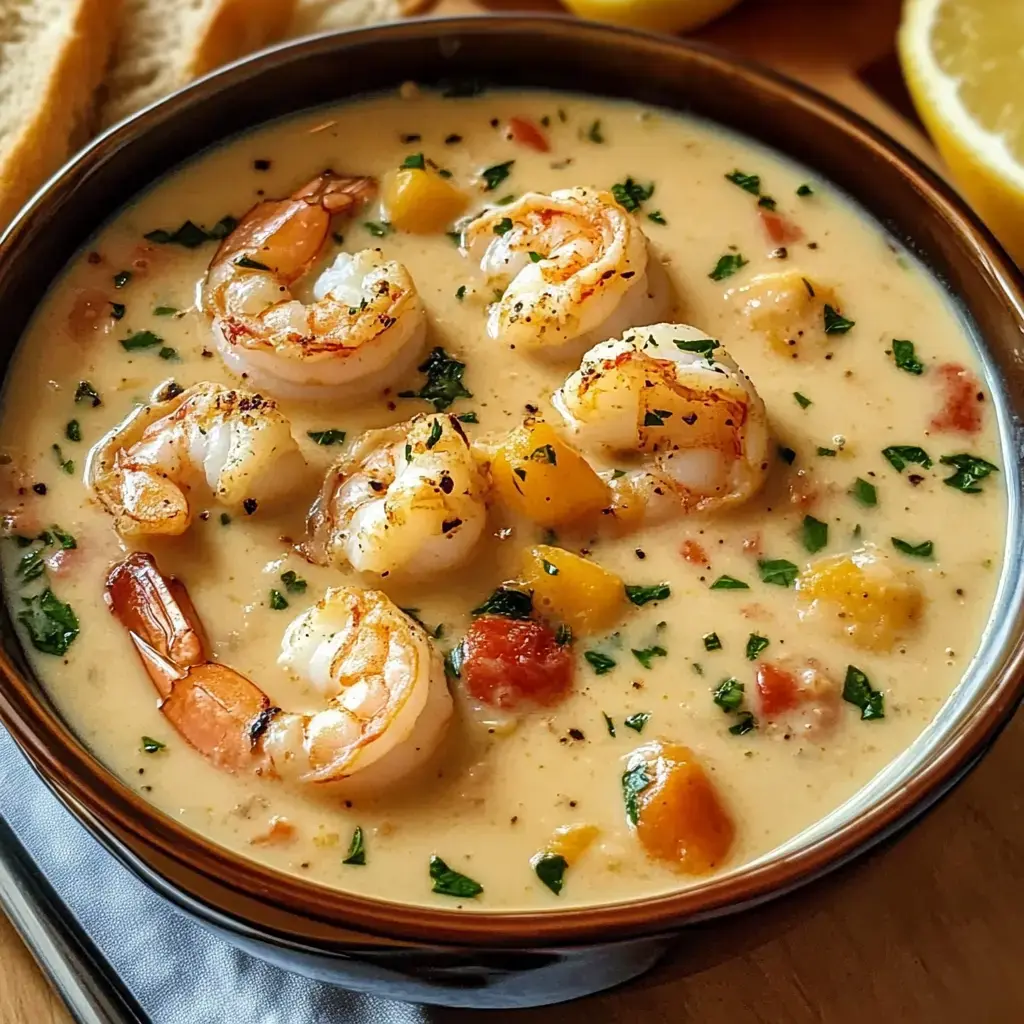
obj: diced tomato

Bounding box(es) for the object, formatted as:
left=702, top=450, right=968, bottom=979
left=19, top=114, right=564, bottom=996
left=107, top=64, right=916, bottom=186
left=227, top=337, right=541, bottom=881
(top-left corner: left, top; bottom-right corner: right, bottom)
left=755, top=662, right=800, bottom=717
left=759, top=210, right=804, bottom=245
left=460, top=616, right=573, bottom=709
left=679, top=539, right=708, bottom=565
left=931, top=362, right=983, bottom=435
left=507, top=117, right=550, bottom=153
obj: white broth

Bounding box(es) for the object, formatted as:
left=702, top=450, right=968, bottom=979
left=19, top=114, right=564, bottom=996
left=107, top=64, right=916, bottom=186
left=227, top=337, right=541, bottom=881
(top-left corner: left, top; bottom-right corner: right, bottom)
left=0, top=88, right=1005, bottom=910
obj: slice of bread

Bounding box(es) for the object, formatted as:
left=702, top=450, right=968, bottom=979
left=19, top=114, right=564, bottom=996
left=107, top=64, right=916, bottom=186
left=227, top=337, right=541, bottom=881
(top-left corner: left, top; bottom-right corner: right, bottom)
left=289, top=0, right=431, bottom=35
left=0, top=0, right=121, bottom=228
left=99, top=0, right=297, bottom=128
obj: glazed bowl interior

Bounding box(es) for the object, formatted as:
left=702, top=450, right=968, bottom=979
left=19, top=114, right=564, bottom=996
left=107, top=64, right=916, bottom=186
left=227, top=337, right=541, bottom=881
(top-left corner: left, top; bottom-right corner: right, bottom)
left=0, top=16, right=1022, bottom=948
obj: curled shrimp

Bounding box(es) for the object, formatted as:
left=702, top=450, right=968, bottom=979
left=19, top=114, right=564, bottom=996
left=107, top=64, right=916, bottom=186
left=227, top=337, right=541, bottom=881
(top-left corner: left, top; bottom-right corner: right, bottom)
left=106, top=552, right=452, bottom=790
left=461, top=187, right=670, bottom=357
left=553, top=323, right=770, bottom=517
left=86, top=381, right=304, bottom=538
left=306, top=414, right=488, bottom=577
left=203, top=171, right=427, bottom=400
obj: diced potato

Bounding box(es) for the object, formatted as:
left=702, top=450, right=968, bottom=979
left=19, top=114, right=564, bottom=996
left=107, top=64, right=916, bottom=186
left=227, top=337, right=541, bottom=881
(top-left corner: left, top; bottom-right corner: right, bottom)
left=795, top=549, right=923, bottom=650
left=729, top=270, right=842, bottom=358
left=521, top=544, right=625, bottom=634
left=627, top=740, right=735, bottom=874
left=491, top=421, right=609, bottom=528
left=545, top=823, right=600, bottom=865
left=381, top=168, right=468, bottom=234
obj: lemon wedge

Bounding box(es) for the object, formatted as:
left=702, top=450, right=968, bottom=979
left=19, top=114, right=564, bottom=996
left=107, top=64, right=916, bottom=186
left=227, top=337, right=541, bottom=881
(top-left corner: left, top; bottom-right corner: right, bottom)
left=561, top=0, right=743, bottom=35
left=899, top=0, right=1024, bottom=263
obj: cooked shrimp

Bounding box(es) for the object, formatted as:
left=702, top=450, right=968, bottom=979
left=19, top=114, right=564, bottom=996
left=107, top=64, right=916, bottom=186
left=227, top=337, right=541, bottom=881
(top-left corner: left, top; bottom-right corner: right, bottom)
left=461, top=187, right=670, bottom=357
left=553, top=323, right=770, bottom=517
left=86, top=381, right=304, bottom=538
left=203, top=171, right=427, bottom=399
left=306, top=414, right=488, bottom=577
left=754, top=659, right=841, bottom=739
left=106, top=552, right=452, bottom=791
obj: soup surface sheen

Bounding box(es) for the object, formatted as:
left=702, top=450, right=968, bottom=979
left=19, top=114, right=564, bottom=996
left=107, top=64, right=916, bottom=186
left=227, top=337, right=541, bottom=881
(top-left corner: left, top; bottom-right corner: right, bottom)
left=0, top=89, right=1006, bottom=911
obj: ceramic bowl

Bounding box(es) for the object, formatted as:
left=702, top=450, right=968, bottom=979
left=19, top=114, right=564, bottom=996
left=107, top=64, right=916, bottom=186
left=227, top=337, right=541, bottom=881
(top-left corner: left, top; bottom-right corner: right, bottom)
left=0, top=16, right=1021, bottom=1010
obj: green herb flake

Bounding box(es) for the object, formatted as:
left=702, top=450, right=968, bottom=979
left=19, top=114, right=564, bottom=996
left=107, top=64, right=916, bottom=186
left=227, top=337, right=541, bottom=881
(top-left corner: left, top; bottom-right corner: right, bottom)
left=493, top=217, right=514, bottom=236
left=891, top=537, right=934, bottom=558
left=457, top=412, right=478, bottom=423
left=631, top=645, right=666, bottom=669
left=65, top=420, right=81, bottom=443
left=883, top=445, right=932, bottom=473
left=802, top=514, right=828, bottom=553
left=234, top=255, right=271, bottom=270
left=725, top=170, right=761, bottom=195
left=158, top=347, right=178, bottom=361
left=709, top=253, right=748, bottom=281
left=891, top=339, right=924, bottom=375
left=610, top=178, right=654, bottom=213
left=541, top=559, right=560, bottom=576
left=793, top=392, right=812, bottom=409
left=363, top=221, right=392, bottom=238
left=584, top=650, right=616, bottom=675
left=728, top=711, right=757, bottom=735
left=851, top=477, right=877, bottom=506
left=529, top=444, right=557, bottom=465
left=219, top=513, right=231, bottom=526
left=455, top=285, right=467, bottom=301
left=624, top=712, right=651, bottom=733
left=703, top=632, right=722, bottom=651
left=602, top=712, right=616, bottom=737
left=307, top=429, right=346, bottom=446
left=586, top=120, right=604, bottom=143
left=401, top=152, right=426, bottom=170
left=74, top=381, right=101, bottom=407
left=280, top=570, right=307, bottom=594
left=120, top=330, right=163, bottom=352
left=429, top=855, right=483, bottom=898
left=144, top=215, right=236, bottom=248
left=625, top=583, right=670, bottom=606
left=817, top=447, right=837, bottom=457
left=342, top=826, right=367, bottom=865
left=113, top=270, right=131, bottom=288
left=398, top=346, right=472, bottom=411
left=555, top=623, right=573, bottom=646
left=823, top=304, right=855, bottom=334
left=647, top=210, right=667, bottom=225
left=471, top=586, right=532, bottom=620
left=527, top=251, right=543, bottom=262
left=758, top=559, right=799, bottom=587
left=16, top=548, right=46, bottom=583
left=673, top=337, right=720, bottom=357
left=745, top=633, right=770, bottom=661
left=713, top=677, right=744, bottom=712
left=425, top=418, right=443, bottom=450
left=481, top=160, right=515, bottom=191
left=141, top=736, right=166, bottom=753
left=758, top=195, right=777, bottom=211
left=533, top=852, right=568, bottom=895
left=842, top=665, right=884, bottom=720
left=49, top=526, right=76, bottom=550
left=444, top=642, right=465, bottom=681
left=621, top=761, right=651, bottom=826
left=939, top=453, right=999, bottom=493
left=796, top=183, right=814, bottom=196
left=51, top=445, right=74, bottom=475
left=269, top=589, right=289, bottom=610
left=17, top=589, right=79, bottom=656
left=710, top=575, right=749, bottom=590
left=109, top=302, right=125, bottom=320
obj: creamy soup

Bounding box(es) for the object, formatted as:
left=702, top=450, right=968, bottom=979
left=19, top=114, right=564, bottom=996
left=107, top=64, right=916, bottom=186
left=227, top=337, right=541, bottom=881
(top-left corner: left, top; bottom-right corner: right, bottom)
left=0, top=88, right=1006, bottom=911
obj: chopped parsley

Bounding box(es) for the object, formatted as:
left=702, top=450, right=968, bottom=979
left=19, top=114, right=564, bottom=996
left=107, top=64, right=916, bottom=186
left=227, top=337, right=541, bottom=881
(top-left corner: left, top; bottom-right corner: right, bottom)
left=541, top=559, right=560, bottom=576
left=219, top=513, right=231, bottom=526
left=758, top=195, right=777, bottom=211
left=891, top=339, right=924, bottom=375
left=882, top=445, right=932, bottom=472
left=425, top=418, right=443, bottom=449
left=455, top=285, right=467, bottom=300
left=709, top=253, right=748, bottom=281
left=528, top=251, right=543, bottom=262
left=621, top=761, right=651, bottom=826
left=144, top=215, right=236, bottom=248
left=891, top=537, right=933, bottom=558
left=584, top=650, right=616, bottom=675
left=851, top=477, right=877, bottom=506
left=817, top=447, right=837, bottom=457
left=533, top=852, right=568, bottom=895
left=113, top=270, right=131, bottom=288
left=710, top=575, right=749, bottom=590
left=729, top=711, right=757, bottom=735
left=713, top=677, right=744, bottom=712
left=51, top=445, right=74, bottom=474
left=307, top=429, right=346, bottom=446
left=842, top=665, right=884, bottom=720
left=802, top=514, right=828, bottom=553
left=624, top=712, right=651, bottom=733
left=631, top=645, right=666, bottom=669
left=758, top=559, right=799, bottom=587
left=109, top=302, right=125, bottom=320
left=444, top=642, right=465, bottom=680
left=234, top=255, right=271, bottom=270
left=603, top=712, right=616, bottom=737
left=268, top=590, right=288, bottom=610
left=398, top=347, right=472, bottom=411
left=16, top=589, right=79, bottom=656
left=796, top=183, right=814, bottom=196
left=471, top=586, right=532, bottom=619
left=703, top=632, right=722, bottom=651
left=141, top=736, right=166, bottom=753
left=401, top=152, right=426, bottom=170
left=120, top=330, right=163, bottom=351
left=153, top=306, right=177, bottom=316
left=673, top=337, right=720, bottom=357
left=493, top=217, right=514, bottom=236
left=745, top=633, right=769, bottom=661
left=429, top=855, right=483, bottom=898
left=529, top=444, right=557, bottom=464
left=643, top=409, right=672, bottom=427
left=74, top=381, right=101, bottom=407
left=65, top=420, right=81, bottom=443
left=725, top=169, right=761, bottom=195
left=158, top=347, right=178, bottom=361
left=610, top=178, right=654, bottom=213
left=647, top=210, right=667, bottom=225
left=280, top=570, right=307, bottom=594
left=823, top=304, right=855, bottom=334
left=363, top=221, right=392, bottom=238
left=457, top=412, right=478, bottom=423
left=940, top=453, right=999, bottom=493
left=342, top=826, right=366, bottom=865
left=481, top=160, right=514, bottom=191
left=793, top=392, right=812, bottom=409
left=625, top=583, right=670, bottom=606
left=586, top=120, right=604, bottom=143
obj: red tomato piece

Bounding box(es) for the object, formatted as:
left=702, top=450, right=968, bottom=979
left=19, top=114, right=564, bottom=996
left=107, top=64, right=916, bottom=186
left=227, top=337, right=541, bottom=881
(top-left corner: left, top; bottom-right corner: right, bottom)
left=507, top=117, right=550, bottom=153
left=680, top=539, right=708, bottom=565
left=460, top=616, right=573, bottom=709
left=755, top=662, right=800, bottom=717
left=759, top=210, right=804, bottom=245
left=931, top=362, right=983, bottom=435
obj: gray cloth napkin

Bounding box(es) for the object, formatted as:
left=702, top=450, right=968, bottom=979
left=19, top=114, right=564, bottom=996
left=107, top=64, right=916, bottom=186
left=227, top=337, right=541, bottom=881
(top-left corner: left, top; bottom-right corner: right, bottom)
left=0, top=726, right=433, bottom=1024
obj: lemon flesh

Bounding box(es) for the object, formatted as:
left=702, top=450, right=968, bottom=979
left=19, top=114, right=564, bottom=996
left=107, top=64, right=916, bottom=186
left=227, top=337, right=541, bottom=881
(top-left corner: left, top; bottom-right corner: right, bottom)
left=561, top=0, right=743, bottom=35
left=899, top=0, right=1024, bottom=264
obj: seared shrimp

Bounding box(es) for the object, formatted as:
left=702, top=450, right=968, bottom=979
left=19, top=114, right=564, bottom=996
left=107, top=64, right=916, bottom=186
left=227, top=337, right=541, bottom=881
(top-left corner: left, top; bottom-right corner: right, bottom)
left=461, top=187, right=670, bottom=357
left=86, top=382, right=304, bottom=538
left=306, top=414, right=488, bottom=577
left=106, top=553, right=452, bottom=791
left=203, top=172, right=427, bottom=399
left=553, top=324, right=770, bottom=517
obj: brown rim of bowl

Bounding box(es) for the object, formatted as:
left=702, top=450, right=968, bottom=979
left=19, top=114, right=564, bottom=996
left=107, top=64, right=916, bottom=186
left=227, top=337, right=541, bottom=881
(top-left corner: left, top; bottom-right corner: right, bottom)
left=0, top=15, right=1022, bottom=949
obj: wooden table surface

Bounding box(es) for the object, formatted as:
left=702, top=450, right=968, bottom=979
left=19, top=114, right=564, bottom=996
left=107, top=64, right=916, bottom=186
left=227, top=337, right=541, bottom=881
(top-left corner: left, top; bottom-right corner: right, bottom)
left=2, top=1, right=1021, bottom=1021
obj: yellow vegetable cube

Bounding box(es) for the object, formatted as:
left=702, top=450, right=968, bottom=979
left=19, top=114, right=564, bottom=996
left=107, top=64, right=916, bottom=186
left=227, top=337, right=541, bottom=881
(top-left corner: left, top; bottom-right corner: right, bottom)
left=545, top=823, right=600, bottom=865
left=381, top=167, right=467, bottom=234
left=521, top=544, right=624, bottom=634
left=795, top=549, right=924, bottom=650
left=491, top=421, right=609, bottom=528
